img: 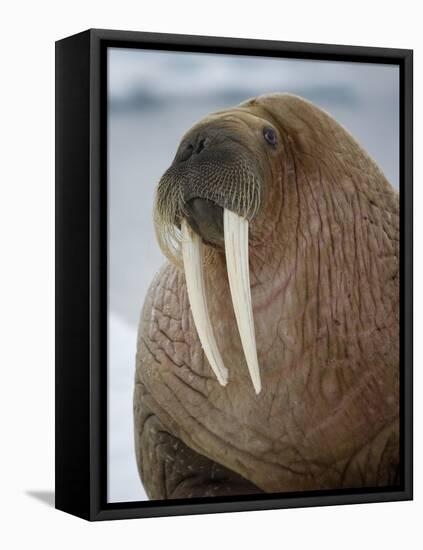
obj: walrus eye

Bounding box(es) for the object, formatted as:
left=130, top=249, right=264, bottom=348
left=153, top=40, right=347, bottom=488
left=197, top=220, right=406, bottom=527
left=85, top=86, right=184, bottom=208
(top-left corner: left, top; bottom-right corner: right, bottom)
left=263, top=127, right=277, bottom=146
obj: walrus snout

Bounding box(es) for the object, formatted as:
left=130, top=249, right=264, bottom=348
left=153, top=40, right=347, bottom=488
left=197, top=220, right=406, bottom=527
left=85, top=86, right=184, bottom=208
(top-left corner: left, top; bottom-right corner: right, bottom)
left=184, top=198, right=224, bottom=247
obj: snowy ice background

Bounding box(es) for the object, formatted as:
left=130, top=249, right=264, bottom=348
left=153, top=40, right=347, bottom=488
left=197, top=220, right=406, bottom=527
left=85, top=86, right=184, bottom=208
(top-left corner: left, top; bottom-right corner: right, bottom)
left=107, top=47, right=399, bottom=503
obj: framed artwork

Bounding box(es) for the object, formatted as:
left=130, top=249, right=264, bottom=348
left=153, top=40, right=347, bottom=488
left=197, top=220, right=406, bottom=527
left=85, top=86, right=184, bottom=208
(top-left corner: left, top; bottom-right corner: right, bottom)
left=55, top=29, right=413, bottom=520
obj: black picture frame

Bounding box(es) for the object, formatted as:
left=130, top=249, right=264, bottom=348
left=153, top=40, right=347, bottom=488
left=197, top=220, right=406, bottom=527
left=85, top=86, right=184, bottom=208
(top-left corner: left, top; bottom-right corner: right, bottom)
left=55, top=28, right=413, bottom=521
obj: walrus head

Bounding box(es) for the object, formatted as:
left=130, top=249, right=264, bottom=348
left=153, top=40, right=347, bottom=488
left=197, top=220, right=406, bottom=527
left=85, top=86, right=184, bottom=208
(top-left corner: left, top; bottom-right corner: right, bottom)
left=153, top=93, right=398, bottom=396
left=154, top=100, right=279, bottom=253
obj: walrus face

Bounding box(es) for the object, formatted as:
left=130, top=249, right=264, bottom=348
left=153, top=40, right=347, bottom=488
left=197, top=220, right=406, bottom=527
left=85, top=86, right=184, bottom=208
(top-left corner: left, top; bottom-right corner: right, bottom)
left=154, top=105, right=282, bottom=394
left=155, top=111, right=280, bottom=250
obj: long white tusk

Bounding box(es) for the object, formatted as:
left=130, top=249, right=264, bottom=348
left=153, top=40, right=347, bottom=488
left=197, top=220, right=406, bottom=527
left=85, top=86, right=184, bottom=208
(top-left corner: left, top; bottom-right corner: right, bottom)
left=224, top=209, right=261, bottom=394
left=181, top=220, right=228, bottom=386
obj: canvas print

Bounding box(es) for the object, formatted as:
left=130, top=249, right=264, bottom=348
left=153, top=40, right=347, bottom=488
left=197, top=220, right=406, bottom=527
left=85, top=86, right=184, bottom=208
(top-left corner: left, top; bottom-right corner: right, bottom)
left=107, top=48, right=399, bottom=503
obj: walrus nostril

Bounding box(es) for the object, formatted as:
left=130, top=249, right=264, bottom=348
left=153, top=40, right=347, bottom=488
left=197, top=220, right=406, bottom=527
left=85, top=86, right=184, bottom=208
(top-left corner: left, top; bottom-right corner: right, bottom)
left=178, top=143, right=194, bottom=162
left=196, top=138, right=206, bottom=154
left=177, top=136, right=207, bottom=162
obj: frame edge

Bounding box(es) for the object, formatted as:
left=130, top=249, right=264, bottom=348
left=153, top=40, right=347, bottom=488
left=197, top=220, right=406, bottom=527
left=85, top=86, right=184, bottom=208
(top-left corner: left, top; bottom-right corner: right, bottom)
left=55, top=29, right=92, bottom=521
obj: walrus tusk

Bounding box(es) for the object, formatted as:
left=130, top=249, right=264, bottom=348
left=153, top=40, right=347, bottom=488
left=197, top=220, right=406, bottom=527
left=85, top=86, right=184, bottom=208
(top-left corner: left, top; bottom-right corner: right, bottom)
left=181, top=220, right=228, bottom=386
left=224, top=209, right=261, bottom=394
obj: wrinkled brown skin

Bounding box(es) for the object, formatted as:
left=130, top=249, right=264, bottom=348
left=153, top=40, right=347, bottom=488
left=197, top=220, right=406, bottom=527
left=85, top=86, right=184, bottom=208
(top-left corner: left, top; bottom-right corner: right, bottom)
left=134, top=94, right=399, bottom=500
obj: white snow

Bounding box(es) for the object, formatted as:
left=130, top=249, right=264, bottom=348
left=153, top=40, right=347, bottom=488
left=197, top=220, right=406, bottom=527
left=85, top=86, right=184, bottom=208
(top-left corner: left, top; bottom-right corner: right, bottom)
left=108, top=313, right=148, bottom=502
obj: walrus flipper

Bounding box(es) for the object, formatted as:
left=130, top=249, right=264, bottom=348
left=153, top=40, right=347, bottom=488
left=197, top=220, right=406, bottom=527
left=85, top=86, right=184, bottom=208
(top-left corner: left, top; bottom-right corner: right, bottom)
left=134, top=400, right=262, bottom=500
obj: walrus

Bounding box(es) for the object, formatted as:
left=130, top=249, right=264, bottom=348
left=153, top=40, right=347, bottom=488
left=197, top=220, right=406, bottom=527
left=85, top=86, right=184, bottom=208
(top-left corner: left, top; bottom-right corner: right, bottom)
left=134, top=93, right=399, bottom=499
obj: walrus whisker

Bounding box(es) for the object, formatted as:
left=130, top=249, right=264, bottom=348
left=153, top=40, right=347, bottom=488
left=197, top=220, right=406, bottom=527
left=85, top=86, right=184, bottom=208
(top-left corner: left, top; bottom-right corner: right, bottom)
left=181, top=220, right=228, bottom=386
left=153, top=155, right=262, bottom=269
